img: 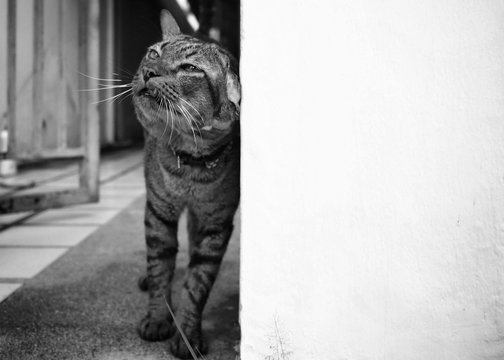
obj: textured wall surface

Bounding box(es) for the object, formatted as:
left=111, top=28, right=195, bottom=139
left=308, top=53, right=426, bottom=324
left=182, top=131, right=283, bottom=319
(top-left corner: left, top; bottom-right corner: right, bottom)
left=240, top=1, right=504, bottom=359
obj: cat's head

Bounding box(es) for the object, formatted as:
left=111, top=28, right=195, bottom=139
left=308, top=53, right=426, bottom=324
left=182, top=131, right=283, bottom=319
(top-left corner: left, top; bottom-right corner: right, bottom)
left=132, top=10, right=240, bottom=144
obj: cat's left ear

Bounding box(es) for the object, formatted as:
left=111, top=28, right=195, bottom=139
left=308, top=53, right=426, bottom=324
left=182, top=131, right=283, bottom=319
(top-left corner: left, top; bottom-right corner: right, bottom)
left=226, top=71, right=241, bottom=112
left=160, top=10, right=180, bottom=39
left=215, top=48, right=241, bottom=111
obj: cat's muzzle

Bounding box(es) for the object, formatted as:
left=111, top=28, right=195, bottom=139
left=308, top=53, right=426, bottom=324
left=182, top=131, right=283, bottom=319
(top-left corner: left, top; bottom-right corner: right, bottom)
left=138, top=87, right=163, bottom=105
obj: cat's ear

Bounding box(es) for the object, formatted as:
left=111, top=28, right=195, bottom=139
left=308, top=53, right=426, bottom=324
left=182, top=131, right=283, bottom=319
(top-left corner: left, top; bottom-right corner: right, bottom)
left=226, top=71, right=241, bottom=111
left=160, top=10, right=180, bottom=39
left=215, top=48, right=241, bottom=111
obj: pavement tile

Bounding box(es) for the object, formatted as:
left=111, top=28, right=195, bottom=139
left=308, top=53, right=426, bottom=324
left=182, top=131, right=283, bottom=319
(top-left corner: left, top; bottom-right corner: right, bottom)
left=0, top=283, right=22, bottom=303
left=100, top=186, right=145, bottom=197
left=0, top=212, right=33, bottom=225
left=0, top=226, right=98, bottom=246
left=25, top=209, right=119, bottom=226
left=0, top=248, right=67, bottom=278
left=65, top=195, right=141, bottom=210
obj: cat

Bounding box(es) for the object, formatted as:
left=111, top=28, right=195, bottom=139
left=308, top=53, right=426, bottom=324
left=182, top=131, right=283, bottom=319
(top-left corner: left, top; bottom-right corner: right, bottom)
left=131, top=10, right=240, bottom=359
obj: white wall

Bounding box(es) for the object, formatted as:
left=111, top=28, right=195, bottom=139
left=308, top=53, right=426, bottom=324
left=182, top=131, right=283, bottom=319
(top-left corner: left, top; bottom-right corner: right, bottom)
left=240, top=1, right=504, bottom=359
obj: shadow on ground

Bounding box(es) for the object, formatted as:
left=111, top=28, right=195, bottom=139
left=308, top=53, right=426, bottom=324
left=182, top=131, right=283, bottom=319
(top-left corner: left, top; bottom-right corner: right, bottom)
left=0, top=196, right=240, bottom=360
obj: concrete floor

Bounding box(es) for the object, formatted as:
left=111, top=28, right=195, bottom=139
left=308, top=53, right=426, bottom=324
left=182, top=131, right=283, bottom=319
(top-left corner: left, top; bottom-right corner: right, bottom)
left=0, top=149, right=240, bottom=359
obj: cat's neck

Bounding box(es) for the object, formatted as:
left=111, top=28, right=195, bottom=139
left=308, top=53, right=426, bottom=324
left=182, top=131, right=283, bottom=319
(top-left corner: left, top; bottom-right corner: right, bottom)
left=169, top=139, right=235, bottom=169
left=157, top=124, right=238, bottom=158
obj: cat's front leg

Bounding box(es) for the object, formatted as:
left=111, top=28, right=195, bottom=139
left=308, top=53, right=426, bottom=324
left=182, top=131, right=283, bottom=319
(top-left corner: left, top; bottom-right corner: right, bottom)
left=168, top=216, right=234, bottom=358
left=138, top=200, right=179, bottom=341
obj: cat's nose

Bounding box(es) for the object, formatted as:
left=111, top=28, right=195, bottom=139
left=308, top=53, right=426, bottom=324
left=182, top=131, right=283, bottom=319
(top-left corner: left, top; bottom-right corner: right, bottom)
left=143, top=68, right=159, bottom=83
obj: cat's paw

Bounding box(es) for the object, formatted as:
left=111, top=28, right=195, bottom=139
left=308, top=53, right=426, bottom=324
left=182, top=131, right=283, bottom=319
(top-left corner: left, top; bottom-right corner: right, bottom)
left=168, top=331, right=207, bottom=359
left=138, top=314, right=174, bottom=341
left=137, top=274, right=149, bottom=292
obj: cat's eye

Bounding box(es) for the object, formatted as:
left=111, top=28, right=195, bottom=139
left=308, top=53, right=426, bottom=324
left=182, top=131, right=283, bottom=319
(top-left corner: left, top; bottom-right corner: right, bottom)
left=180, top=64, right=200, bottom=72
left=147, top=49, right=160, bottom=60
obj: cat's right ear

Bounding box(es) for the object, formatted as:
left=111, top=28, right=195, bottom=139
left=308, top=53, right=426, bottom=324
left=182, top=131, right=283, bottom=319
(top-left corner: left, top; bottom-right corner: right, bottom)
left=160, top=10, right=180, bottom=39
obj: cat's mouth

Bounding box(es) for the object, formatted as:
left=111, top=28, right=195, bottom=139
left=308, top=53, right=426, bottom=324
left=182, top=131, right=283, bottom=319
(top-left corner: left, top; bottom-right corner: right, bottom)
left=138, top=87, right=166, bottom=107
left=137, top=87, right=184, bottom=115
left=138, top=88, right=158, bottom=100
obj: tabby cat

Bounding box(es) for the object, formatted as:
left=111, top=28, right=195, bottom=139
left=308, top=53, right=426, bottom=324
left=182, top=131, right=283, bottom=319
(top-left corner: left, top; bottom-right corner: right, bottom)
left=131, top=10, right=240, bottom=359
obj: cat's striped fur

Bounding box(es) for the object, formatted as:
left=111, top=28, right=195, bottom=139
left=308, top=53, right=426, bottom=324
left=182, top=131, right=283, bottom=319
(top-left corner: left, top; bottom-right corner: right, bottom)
left=132, top=10, right=240, bottom=359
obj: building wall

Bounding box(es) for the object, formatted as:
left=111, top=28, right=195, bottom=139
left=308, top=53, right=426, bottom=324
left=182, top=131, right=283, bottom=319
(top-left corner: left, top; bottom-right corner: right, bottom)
left=240, top=1, right=504, bottom=359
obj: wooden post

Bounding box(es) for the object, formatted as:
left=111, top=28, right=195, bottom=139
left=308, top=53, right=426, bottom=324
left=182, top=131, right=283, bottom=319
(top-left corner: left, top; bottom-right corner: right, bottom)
left=0, top=1, right=8, bottom=134
left=99, top=0, right=115, bottom=145
left=78, top=0, right=100, bottom=201
left=32, top=0, right=44, bottom=155
left=57, top=0, right=67, bottom=150
left=7, top=0, right=16, bottom=156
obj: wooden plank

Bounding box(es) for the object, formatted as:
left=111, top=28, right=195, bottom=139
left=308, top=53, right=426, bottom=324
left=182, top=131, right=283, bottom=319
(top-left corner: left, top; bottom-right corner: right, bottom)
left=56, top=0, right=67, bottom=150
left=7, top=0, right=16, bottom=156
left=78, top=0, right=100, bottom=201
left=40, top=0, right=63, bottom=151
left=0, top=188, right=93, bottom=214
left=99, top=0, right=115, bottom=145
left=14, top=0, right=35, bottom=158
left=63, top=0, right=80, bottom=148
left=32, top=0, right=44, bottom=155
left=15, top=147, right=85, bottom=160
left=39, top=148, right=85, bottom=159
left=0, top=1, right=8, bottom=134
left=78, top=0, right=88, bottom=143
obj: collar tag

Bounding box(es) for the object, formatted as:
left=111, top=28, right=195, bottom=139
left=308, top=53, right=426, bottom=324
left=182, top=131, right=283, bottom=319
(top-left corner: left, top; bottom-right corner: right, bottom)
left=205, top=160, right=218, bottom=169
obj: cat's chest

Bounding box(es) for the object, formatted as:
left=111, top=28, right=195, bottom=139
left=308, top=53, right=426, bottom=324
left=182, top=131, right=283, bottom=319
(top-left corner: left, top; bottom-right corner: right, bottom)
left=144, top=137, right=239, bottom=203
left=159, top=166, right=196, bottom=197
left=150, top=156, right=221, bottom=200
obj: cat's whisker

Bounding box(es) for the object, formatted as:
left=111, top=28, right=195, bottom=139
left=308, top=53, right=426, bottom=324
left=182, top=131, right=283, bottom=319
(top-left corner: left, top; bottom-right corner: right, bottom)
left=184, top=107, right=202, bottom=139
left=91, top=88, right=133, bottom=104
left=97, top=82, right=132, bottom=88
left=177, top=104, right=198, bottom=149
left=158, top=98, right=169, bottom=129
left=79, top=84, right=132, bottom=92
left=179, top=103, right=201, bottom=140
left=178, top=102, right=200, bottom=133
left=161, top=98, right=170, bottom=139
left=184, top=109, right=198, bottom=150
left=178, top=97, right=204, bottom=125
left=168, top=99, right=176, bottom=145
left=117, top=92, right=133, bottom=105
left=79, top=72, right=125, bottom=82
left=115, top=67, right=135, bottom=77
left=154, top=96, right=164, bottom=122
left=166, top=99, right=175, bottom=142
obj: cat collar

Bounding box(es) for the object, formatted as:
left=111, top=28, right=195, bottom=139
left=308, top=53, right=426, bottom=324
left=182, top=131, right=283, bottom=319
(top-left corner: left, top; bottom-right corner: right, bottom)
left=171, top=141, right=233, bottom=169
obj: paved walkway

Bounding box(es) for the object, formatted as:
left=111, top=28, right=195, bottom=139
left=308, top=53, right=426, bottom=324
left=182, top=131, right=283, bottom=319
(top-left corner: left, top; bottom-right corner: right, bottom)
left=0, top=149, right=145, bottom=303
